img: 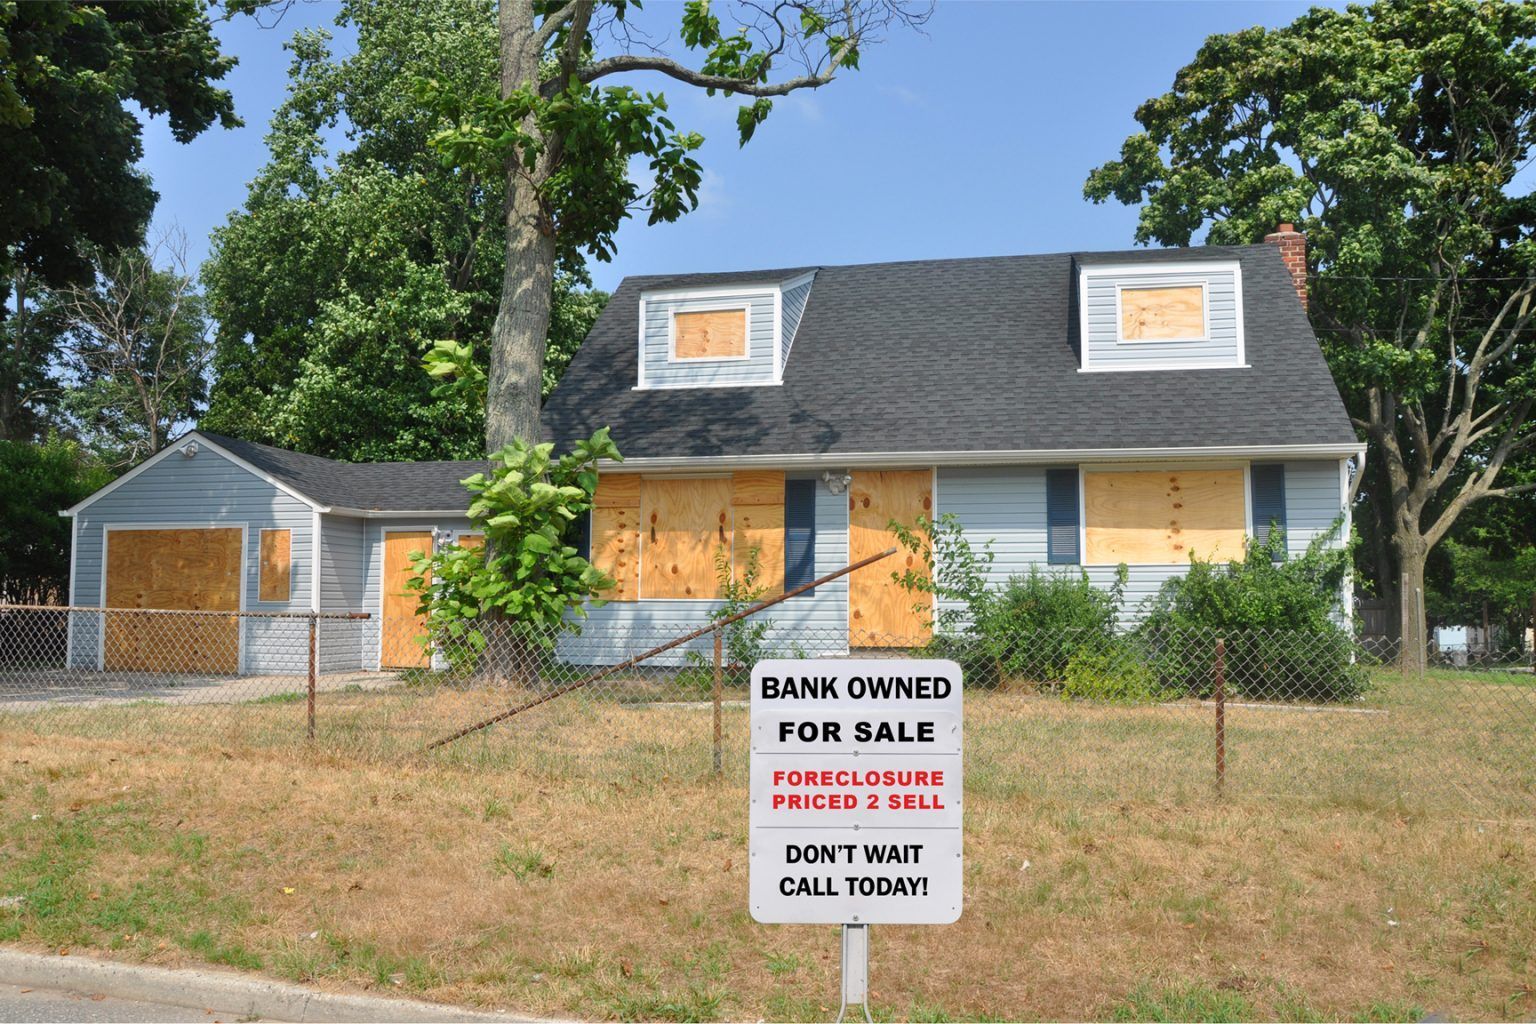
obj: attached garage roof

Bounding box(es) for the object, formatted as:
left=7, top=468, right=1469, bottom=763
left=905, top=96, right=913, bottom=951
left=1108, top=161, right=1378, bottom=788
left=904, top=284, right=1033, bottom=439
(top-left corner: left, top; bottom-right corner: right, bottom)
left=196, top=433, right=485, bottom=512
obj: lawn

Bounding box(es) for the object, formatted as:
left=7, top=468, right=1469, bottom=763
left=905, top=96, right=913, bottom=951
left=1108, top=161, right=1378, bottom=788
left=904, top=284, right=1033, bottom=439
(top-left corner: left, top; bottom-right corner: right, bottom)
left=0, top=672, right=1532, bottom=1021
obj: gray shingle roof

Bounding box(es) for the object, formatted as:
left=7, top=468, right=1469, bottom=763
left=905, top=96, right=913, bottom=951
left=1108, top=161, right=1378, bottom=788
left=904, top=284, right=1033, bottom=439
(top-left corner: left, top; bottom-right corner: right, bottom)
left=541, top=244, right=1358, bottom=459
left=197, top=432, right=485, bottom=511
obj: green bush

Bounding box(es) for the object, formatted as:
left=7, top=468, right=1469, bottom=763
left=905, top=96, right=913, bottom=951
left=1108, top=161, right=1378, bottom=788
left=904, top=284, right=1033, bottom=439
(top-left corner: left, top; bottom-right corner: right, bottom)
left=891, top=513, right=1129, bottom=685
left=1059, top=645, right=1162, bottom=704
left=1138, top=526, right=1369, bottom=702
left=976, top=566, right=1126, bottom=682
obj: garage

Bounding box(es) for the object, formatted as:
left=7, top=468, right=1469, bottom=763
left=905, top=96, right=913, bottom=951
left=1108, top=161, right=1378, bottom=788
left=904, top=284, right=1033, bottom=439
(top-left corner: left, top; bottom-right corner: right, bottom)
left=103, top=527, right=243, bottom=673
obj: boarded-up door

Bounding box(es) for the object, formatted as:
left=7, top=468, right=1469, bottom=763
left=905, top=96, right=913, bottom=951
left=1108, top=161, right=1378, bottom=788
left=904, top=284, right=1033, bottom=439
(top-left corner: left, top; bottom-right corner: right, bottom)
left=104, top=528, right=242, bottom=673
left=382, top=531, right=432, bottom=668
left=848, top=471, right=932, bottom=646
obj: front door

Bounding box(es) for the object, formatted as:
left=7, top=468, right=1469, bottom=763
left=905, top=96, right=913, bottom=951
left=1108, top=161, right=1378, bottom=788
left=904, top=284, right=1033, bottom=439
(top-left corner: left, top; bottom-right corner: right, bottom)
left=847, top=470, right=933, bottom=647
left=381, top=530, right=432, bottom=668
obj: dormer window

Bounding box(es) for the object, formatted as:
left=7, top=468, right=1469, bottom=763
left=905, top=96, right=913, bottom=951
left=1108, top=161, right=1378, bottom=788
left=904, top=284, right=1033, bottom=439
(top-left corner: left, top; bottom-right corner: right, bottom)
left=1077, top=260, right=1245, bottom=372
left=1118, top=283, right=1208, bottom=343
left=671, top=307, right=749, bottom=361
left=636, top=270, right=816, bottom=390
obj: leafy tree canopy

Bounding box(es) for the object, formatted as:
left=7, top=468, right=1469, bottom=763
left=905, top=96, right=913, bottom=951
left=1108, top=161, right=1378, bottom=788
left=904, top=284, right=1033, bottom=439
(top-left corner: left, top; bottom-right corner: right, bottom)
left=0, top=0, right=238, bottom=289
left=1085, top=0, right=1536, bottom=665
left=201, top=0, right=606, bottom=462
left=0, top=433, right=110, bottom=602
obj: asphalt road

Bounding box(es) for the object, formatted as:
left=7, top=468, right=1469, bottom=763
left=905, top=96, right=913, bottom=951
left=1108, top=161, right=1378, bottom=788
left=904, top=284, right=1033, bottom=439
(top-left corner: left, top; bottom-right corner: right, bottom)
left=0, top=981, right=279, bottom=1022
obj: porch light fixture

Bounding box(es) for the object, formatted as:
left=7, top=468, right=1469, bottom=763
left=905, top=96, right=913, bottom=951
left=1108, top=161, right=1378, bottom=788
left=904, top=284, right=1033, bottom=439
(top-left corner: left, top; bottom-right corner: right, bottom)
left=822, top=471, right=852, bottom=495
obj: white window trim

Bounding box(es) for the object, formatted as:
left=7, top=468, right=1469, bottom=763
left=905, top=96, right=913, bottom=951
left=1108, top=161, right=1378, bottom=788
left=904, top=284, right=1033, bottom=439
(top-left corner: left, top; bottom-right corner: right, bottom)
left=98, top=522, right=250, bottom=673
left=666, top=304, right=752, bottom=364
left=1078, top=462, right=1251, bottom=569
left=1077, top=261, right=1244, bottom=372
left=1114, top=280, right=1211, bottom=344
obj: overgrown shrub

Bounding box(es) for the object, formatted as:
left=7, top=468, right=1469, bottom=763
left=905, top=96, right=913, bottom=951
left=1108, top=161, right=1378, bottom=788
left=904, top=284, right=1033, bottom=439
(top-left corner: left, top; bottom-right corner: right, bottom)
left=1138, top=525, right=1369, bottom=702
left=1060, top=645, right=1161, bottom=704
left=893, top=513, right=1129, bottom=686
left=977, top=566, right=1126, bottom=682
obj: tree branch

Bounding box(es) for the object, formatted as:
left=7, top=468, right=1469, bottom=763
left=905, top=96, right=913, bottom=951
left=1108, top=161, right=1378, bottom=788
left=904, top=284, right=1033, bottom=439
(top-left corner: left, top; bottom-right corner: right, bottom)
left=571, top=54, right=841, bottom=96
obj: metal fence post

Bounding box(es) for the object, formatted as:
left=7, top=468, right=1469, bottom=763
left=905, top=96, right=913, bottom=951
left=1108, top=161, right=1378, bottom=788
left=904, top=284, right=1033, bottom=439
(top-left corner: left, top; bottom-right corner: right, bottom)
left=1213, top=636, right=1226, bottom=797
left=712, top=627, right=724, bottom=777
left=307, top=613, right=317, bottom=741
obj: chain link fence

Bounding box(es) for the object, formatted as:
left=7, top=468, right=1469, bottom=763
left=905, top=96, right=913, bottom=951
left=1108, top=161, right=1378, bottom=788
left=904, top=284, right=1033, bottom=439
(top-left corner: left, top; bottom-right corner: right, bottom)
left=1, top=604, right=1531, bottom=817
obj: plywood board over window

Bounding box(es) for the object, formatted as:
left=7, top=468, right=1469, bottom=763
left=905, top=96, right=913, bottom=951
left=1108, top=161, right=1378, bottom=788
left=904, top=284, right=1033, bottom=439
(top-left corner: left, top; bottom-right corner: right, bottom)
left=1120, top=284, right=1206, bottom=341
left=731, top=471, right=785, bottom=595
left=1084, top=469, right=1246, bottom=565
left=591, top=506, right=640, bottom=601
left=848, top=470, right=932, bottom=646
left=673, top=309, right=747, bottom=360
left=258, top=529, right=291, bottom=602
left=641, top=477, right=732, bottom=599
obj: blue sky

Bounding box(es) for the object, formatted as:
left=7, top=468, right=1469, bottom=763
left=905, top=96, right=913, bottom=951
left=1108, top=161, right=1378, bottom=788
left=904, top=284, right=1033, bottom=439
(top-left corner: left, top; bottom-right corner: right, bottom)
left=140, top=0, right=1322, bottom=294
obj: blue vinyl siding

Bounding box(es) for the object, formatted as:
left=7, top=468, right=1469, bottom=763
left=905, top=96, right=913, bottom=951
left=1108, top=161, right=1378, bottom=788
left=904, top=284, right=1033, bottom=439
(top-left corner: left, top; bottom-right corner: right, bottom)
left=779, top=275, right=814, bottom=370
left=640, top=289, right=779, bottom=388
left=1282, top=460, right=1346, bottom=557
left=68, top=446, right=315, bottom=673
left=318, top=513, right=368, bottom=671
left=1082, top=265, right=1242, bottom=370
left=560, top=473, right=848, bottom=665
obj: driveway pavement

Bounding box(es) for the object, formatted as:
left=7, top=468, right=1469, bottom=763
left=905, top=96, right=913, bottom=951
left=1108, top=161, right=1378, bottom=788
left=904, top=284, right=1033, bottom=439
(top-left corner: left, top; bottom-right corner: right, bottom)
left=0, top=670, right=400, bottom=712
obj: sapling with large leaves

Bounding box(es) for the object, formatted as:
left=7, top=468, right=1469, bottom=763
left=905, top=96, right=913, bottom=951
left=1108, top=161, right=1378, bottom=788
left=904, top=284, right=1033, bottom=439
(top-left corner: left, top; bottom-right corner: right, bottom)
left=406, top=428, right=620, bottom=677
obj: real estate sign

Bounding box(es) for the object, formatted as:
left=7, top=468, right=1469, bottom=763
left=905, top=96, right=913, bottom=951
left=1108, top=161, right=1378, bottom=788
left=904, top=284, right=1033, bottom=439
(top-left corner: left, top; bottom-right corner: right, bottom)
left=749, top=658, right=964, bottom=925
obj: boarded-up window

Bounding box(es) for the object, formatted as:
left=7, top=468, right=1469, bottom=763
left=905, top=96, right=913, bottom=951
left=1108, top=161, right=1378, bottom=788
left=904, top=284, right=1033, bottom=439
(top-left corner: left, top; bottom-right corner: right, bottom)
left=641, top=477, right=732, bottom=599
left=1119, top=285, right=1206, bottom=341
left=732, top=471, right=784, bottom=594
left=673, top=309, right=747, bottom=360
left=1083, top=469, right=1246, bottom=565
left=591, top=475, right=640, bottom=601
left=258, top=529, right=291, bottom=602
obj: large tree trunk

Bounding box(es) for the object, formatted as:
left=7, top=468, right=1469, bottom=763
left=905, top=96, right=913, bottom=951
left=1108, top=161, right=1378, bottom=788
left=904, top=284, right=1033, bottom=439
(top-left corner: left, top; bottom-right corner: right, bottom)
left=1395, top=536, right=1429, bottom=674
left=486, top=2, right=556, bottom=453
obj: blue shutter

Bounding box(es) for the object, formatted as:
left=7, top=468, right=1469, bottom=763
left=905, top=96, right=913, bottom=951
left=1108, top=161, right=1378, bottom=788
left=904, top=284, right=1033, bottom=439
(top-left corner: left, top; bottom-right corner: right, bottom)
left=1046, top=468, right=1080, bottom=565
left=1250, top=463, right=1287, bottom=559
left=784, top=478, right=817, bottom=593
left=573, top=509, right=592, bottom=560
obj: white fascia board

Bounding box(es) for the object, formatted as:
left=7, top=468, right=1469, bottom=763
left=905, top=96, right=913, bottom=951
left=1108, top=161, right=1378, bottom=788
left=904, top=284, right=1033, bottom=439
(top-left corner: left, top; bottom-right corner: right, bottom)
left=1078, top=259, right=1242, bottom=279
left=639, top=282, right=782, bottom=302
left=61, top=430, right=329, bottom=517
left=596, top=442, right=1368, bottom=473
left=325, top=507, right=469, bottom=518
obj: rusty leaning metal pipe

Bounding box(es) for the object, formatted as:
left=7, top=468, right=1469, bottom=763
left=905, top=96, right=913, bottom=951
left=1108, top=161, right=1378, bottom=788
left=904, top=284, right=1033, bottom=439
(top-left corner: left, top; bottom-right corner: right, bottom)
left=422, top=546, right=899, bottom=752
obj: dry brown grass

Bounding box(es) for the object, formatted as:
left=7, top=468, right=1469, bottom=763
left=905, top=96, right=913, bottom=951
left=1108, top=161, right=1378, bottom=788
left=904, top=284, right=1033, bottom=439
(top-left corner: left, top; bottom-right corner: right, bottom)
left=0, top=681, right=1533, bottom=1022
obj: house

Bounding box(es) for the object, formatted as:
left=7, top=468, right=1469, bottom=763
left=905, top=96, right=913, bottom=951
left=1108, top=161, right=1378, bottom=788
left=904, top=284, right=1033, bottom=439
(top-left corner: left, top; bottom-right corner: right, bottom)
left=61, top=228, right=1362, bottom=672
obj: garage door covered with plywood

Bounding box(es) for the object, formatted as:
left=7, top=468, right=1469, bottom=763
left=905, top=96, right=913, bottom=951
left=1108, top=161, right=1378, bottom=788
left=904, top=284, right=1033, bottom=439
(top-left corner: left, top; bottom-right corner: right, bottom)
left=104, top=528, right=242, bottom=673
left=848, top=470, right=932, bottom=646
left=1083, top=469, right=1247, bottom=565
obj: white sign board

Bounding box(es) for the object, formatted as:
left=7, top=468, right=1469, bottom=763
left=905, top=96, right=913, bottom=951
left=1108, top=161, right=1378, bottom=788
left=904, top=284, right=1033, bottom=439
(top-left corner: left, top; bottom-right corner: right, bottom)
left=749, top=658, right=963, bottom=925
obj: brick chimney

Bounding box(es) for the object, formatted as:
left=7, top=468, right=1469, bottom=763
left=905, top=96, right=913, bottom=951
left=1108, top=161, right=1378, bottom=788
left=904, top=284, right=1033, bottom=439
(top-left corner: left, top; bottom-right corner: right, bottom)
left=1264, top=222, right=1308, bottom=311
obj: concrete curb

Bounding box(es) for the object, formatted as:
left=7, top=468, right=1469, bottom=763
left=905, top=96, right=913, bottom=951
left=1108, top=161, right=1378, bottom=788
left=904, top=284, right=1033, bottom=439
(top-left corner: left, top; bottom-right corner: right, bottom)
left=0, top=947, right=539, bottom=1022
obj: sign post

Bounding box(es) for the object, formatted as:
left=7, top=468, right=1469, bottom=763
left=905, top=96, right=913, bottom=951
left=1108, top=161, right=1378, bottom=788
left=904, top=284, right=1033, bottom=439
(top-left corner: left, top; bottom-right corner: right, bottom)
left=749, top=658, right=964, bottom=1020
